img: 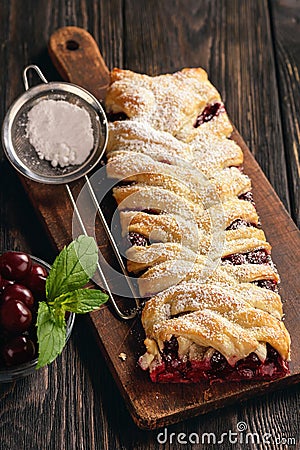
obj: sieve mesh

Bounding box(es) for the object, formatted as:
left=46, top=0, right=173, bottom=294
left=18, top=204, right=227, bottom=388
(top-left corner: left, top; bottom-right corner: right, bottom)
left=11, top=90, right=105, bottom=179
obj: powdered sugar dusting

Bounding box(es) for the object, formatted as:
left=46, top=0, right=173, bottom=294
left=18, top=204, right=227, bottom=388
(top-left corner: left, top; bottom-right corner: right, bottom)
left=104, top=67, right=290, bottom=369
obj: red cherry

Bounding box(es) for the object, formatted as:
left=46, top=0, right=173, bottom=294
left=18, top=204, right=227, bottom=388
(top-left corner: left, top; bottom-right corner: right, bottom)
left=2, top=336, right=36, bottom=366
left=23, top=273, right=46, bottom=296
left=22, top=264, right=47, bottom=296
left=0, top=299, right=32, bottom=333
left=2, top=284, right=34, bottom=309
left=0, top=275, right=14, bottom=291
left=0, top=252, right=32, bottom=281
left=30, top=264, right=48, bottom=278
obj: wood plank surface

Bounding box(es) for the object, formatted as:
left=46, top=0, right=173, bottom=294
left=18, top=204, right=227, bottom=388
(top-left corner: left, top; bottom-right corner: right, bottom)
left=0, top=0, right=299, bottom=448
left=270, top=0, right=300, bottom=226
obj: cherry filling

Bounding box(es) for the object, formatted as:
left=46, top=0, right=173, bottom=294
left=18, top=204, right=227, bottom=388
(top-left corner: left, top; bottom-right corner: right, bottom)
left=141, top=208, right=161, bottom=215
left=158, top=158, right=172, bottom=165
left=226, top=219, right=256, bottom=231
left=162, top=335, right=180, bottom=364
left=239, top=191, right=255, bottom=206
left=229, top=165, right=244, bottom=172
left=253, top=279, right=278, bottom=292
left=107, top=112, right=129, bottom=122
left=128, top=232, right=149, bottom=247
left=150, top=338, right=289, bottom=383
left=222, top=249, right=270, bottom=265
left=194, top=102, right=226, bottom=127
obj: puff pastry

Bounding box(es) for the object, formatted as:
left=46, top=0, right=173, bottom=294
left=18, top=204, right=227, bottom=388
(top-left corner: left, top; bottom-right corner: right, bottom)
left=105, top=67, right=290, bottom=383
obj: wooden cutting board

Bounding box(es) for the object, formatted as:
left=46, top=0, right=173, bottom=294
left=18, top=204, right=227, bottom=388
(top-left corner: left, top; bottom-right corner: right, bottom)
left=19, top=26, right=300, bottom=430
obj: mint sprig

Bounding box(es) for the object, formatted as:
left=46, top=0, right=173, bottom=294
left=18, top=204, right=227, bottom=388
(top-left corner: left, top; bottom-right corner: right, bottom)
left=53, top=289, right=108, bottom=314
left=36, top=303, right=66, bottom=369
left=46, top=235, right=99, bottom=301
left=36, top=236, right=108, bottom=369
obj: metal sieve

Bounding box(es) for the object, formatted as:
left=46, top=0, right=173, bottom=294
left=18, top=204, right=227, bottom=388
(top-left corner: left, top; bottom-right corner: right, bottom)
left=2, top=65, right=139, bottom=320
left=2, top=65, right=107, bottom=184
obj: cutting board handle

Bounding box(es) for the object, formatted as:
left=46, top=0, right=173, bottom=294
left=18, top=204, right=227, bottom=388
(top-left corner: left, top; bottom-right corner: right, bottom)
left=48, top=26, right=110, bottom=102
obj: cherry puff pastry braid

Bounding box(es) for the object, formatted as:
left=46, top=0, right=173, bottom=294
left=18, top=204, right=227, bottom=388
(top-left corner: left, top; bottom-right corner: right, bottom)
left=104, top=67, right=291, bottom=383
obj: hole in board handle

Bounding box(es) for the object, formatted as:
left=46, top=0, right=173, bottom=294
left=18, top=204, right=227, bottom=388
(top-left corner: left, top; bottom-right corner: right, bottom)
left=66, top=40, right=79, bottom=51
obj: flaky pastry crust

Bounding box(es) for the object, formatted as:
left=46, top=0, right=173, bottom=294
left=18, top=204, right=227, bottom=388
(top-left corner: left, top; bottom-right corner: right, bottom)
left=105, top=67, right=291, bottom=382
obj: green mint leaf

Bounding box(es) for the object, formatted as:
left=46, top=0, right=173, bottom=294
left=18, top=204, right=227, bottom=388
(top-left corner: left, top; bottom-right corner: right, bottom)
left=46, top=235, right=99, bottom=301
left=36, top=301, right=66, bottom=369
left=54, top=289, right=108, bottom=314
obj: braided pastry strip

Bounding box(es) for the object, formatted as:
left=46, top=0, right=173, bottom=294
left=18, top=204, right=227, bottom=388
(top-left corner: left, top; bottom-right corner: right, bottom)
left=107, top=151, right=250, bottom=200
left=141, top=282, right=290, bottom=364
left=137, top=258, right=279, bottom=297
left=107, top=120, right=243, bottom=176
left=106, top=68, right=225, bottom=136
left=114, top=185, right=259, bottom=228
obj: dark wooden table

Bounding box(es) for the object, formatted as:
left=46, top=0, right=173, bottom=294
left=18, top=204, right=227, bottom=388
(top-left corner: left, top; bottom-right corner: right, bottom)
left=0, top=1, right=299, bottom=449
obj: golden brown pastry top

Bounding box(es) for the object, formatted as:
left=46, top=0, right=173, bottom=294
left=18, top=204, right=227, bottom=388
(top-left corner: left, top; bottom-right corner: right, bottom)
left=104, top=67, right=291, bottom=370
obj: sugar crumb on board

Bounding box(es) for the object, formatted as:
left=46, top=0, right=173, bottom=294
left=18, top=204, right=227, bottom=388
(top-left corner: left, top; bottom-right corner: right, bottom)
left=118, top=352, right=127, bottom=361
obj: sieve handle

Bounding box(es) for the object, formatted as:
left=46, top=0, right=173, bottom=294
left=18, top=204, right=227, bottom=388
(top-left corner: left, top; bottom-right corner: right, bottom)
left=23, top=65, right=48, bottom=91
left=48, top=26, right=110, bottom=102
